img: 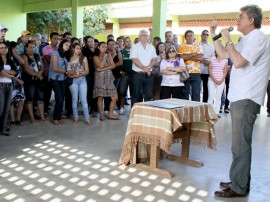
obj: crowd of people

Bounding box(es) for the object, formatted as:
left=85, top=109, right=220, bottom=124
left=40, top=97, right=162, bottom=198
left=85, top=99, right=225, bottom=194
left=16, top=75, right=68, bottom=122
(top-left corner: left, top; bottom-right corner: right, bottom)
left=0, top=3, right=270, bottom=199
left=1, top=9, right=270, bottom=137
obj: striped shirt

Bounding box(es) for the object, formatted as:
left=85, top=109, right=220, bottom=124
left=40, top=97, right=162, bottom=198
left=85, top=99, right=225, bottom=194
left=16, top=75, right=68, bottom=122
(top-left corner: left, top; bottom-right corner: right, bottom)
left=210, top=57, right=227, bottom=81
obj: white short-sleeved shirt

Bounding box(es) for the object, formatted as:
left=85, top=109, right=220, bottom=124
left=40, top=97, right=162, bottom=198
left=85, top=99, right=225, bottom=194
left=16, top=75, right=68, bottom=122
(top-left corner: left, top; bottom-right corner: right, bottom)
left=228, top=29, right=270, bottom=105
left=160, top=58, right=185, bottom=87
left=130, top=42, right=157, bottom=72
left=199, top=42, right=215, bottom=74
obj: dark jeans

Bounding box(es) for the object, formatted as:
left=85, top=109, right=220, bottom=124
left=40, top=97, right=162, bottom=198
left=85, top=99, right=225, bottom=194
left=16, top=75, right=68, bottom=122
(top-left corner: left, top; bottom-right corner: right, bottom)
left=118, top=74, right=131, bottom=97
left=0, top=83, right=12, bottom=132
left=267, top=80, right=270, bottom=113
left=51, top=79, right=66, bottom=120
left=24, top=79, right=44, bottom=102
left=131, top=72, right=154, bottom=107
left=65, top=83, right=72, bottom=116
left=86, top=75, right=98, bottom=113
left=183, top=73, right=201, bottom=101
left=230, top=99, right=260, bottom=194
left=104, top=78, right=120, bottom=111
left=200, top=74, right=209, bottom=103
left=43, top=76, right=52, bottom=113
left=160, top=86, right=184, bottom=99
left=220, top=76, right=230, bottom=110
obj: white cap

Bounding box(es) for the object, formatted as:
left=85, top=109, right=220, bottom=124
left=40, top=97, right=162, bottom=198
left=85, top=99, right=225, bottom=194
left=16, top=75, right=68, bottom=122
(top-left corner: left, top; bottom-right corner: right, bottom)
left=0, top=24, right=8, bottom=31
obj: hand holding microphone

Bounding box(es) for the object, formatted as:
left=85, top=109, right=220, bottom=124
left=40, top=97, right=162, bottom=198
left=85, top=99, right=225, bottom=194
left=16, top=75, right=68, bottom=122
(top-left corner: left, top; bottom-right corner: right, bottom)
left=212, top=26, right=234, bottom=41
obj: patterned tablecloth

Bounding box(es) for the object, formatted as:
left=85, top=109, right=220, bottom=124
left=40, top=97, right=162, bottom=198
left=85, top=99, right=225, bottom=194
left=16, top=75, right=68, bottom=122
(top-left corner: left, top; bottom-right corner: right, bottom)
left=119, top=99, right=219, bottom=165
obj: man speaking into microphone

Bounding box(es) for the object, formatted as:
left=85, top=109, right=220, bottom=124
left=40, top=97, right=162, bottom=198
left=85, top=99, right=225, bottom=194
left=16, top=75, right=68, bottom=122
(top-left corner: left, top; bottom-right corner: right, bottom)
left=210, top=5, right=270, bottom=198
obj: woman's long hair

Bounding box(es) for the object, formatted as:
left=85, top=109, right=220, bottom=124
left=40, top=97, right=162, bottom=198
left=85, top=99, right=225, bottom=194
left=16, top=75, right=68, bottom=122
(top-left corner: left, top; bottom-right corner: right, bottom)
left=58, top=39, right=70, bottom=59
left=0, top=41, right=16, bottom=70
left=94, top=42, right=106, bottom=56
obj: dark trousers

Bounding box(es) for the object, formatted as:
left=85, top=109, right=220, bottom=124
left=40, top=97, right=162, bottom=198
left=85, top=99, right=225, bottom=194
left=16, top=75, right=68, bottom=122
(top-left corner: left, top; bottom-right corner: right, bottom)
left=224, top=77, right=230, bottom=109
left=51, top=79, right=66, bottom=120
left=0, top=83, right=12, bottom=131
left=131, top=72, right=154, bottom=107
left=160, top=86, right=184, bottom=99
left=43, top=77, right=52, bottom=113
left=183, top=73, right=201, bottom=101
left=86, top=75, right=98, bottom=113
left=65, top=83, right=72, bottom=116
left=200, top=74, right=209, bottom=103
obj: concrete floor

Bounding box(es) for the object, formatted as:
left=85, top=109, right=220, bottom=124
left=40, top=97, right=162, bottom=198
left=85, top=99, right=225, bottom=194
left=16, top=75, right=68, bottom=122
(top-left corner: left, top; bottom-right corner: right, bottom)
left=0, top=104, right=269, bottom=202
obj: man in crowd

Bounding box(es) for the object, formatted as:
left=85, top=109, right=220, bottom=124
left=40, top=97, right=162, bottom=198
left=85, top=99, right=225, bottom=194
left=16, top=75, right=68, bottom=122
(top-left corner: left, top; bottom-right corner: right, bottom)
left=178, top=30, right=204, bottom=101
left=42, top=32, right=60, bottom=115
left=164, top=31, right=178, bottom=50
left=18, top=30, right=39, bottom=55
left=199, top=30, right=215, bottom=103
left=119, top=37, right=133, bottom=115
left=210, top=4, right=270, bottom=197
left=173, top=34, right=179, bottom=48
left=130, top=29, right=157, bottom=107
left=0, top=25, right=8, bottom=42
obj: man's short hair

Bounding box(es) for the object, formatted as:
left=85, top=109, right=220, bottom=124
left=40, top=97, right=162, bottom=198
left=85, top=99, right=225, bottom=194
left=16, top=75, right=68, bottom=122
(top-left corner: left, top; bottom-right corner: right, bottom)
left=153, top=37, right=161, bottom=42
left=63, top=32, right=72, bottom=39
left=139, top=30, right=149, bottom=36
left=165, top=31, right=173, bottom=36
left=184, top=30, right=194, bottom=38
left=240, top=4, right=262, bottom=28
left=50, top=32, right=59, bottom=39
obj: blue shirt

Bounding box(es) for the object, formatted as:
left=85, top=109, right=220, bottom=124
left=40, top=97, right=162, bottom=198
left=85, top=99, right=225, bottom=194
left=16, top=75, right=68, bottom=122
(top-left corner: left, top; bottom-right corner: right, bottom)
left=49, top=50, right=68, bottom=81
left=18, top=43, right=40, bottom=55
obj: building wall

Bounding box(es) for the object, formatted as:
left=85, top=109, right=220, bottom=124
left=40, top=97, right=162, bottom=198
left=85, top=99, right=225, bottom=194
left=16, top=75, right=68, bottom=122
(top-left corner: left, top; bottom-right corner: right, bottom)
left=0, top=0, right=27, bottom=41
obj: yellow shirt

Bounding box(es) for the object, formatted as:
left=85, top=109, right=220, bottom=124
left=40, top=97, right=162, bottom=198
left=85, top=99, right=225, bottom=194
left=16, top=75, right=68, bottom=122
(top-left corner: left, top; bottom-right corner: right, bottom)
left=178, top=43, right=203, bottom=73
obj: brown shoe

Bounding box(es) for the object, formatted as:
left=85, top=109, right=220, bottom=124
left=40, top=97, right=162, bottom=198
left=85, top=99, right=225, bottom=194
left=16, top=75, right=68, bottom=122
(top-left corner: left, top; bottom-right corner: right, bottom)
left=215, top=187, right=247, bottom=198
left=220, top=181, right=232, bottom=189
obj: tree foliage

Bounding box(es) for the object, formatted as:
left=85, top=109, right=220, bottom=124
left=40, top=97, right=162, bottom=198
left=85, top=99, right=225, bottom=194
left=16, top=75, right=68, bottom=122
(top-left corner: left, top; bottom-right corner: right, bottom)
left=27, top=5, right=109, bottom=37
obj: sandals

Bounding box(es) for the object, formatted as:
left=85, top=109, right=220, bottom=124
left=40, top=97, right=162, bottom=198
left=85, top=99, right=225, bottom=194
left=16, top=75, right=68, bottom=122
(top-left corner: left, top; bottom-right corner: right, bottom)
left=15, top=120, right=25, bottom=126
left=85, top=120, right=91, bottom=125
left=52, top=120, right=60, bottom=125
left=10, top=121, right=16, bottom=128
left=108, top=116, right=120, bottom=120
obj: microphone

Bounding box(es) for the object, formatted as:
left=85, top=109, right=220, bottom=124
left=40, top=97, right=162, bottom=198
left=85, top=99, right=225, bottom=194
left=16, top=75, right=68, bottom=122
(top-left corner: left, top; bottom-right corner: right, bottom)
left=212, top=27, right=234, bottom=41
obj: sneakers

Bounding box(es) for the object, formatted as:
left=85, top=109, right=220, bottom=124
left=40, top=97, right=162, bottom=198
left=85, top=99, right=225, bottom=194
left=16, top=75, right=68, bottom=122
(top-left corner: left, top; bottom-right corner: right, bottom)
left=224, top=108, right=230, bottom=113
left=119, top=107, right=125, bottom=115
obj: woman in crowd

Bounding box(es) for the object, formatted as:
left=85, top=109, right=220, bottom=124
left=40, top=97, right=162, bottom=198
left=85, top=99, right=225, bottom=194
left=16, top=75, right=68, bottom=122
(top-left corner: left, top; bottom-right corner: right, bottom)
left=0, top=42, right=16, bottom=136
left=93, top=42, right=118, bottom=121
left=9, top=41, right=25, bottom=127
left=67, top=43, right=90, bottom=125
left=22, top=41, right=46, bottom=124
left=153, top=42, right=166, bottom=100
left=50, top=39, right=70, bottom=125
left=207, top=51, right=228, bottom=117
left=160, top=46, right=186, bottom=99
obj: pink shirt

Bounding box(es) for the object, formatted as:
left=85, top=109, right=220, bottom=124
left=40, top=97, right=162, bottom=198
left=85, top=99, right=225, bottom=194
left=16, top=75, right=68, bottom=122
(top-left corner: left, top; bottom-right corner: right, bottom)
left=42, top=45, right=57, bottom=76
left=210, top=57, right=227, bottom=81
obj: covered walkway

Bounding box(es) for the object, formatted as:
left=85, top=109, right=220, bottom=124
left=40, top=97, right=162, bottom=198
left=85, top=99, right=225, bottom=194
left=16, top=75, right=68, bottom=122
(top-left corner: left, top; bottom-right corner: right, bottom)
left=0, top=106, right=269, bottom=201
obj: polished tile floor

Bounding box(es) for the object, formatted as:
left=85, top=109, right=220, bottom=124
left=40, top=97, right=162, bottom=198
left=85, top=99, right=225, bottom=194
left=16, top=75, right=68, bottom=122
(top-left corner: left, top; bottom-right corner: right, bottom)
left=0, top=105, right=269, bottom=202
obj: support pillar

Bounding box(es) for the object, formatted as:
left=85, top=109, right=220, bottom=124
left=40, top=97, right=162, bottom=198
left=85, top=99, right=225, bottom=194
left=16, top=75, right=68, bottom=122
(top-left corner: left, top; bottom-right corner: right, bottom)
left=71, top=0, right=84, bottom=38
left=152, top=0, right=167, bottom=42
left=108, top=18, right=120, bottom=38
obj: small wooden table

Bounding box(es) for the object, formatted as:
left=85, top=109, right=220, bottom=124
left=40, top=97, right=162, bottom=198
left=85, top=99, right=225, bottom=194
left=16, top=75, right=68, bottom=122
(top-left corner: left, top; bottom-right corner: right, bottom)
left=119, top=99, right=218, bottom=178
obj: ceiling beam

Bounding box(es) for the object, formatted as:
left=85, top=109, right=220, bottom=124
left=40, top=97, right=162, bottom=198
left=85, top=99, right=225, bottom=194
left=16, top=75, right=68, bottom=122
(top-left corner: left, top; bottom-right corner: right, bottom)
left=23, top=0, right=142, bottom=13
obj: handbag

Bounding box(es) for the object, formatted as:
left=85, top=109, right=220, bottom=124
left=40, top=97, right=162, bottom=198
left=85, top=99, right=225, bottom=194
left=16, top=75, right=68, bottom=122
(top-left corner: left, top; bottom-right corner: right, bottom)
left=179, top=69, right=190, bottom=82
left=66, top=77, right=73, bottom=86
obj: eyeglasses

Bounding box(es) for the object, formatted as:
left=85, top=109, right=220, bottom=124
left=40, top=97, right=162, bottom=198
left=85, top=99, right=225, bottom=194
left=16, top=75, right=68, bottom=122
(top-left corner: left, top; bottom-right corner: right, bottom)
left=202, top=33, right=209, bottom=36
left=168, top=50, right=176, bottom=54
left=0, top=46, right=7, bottom=49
